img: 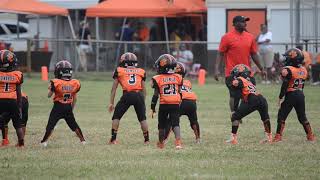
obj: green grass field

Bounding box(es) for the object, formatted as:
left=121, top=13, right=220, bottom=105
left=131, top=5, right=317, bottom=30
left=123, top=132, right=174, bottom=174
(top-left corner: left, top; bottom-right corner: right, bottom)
left=0, top=73, right=319, bottom=179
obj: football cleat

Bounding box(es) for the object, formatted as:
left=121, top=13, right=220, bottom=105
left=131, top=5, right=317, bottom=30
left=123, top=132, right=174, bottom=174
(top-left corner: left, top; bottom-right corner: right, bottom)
left=195, top=138, right=201, bottom=144
left=41, top=141, right=48, bottom=147
left=260, top=132, right=273, bottom=144
left=273, top=134, right=282, bottom=142
left=108, top=139, right=118, bottom=145
left=157, top=141, right=165, bottom=149
left=175, top=139, right=183, bottom=149
left=144, top=140, right=150, bottom=145
left=225, top=133, right=238, bottom=144
left=1, top=139, right=9, bottom=146
left=307, top=134, right=316, bottom=142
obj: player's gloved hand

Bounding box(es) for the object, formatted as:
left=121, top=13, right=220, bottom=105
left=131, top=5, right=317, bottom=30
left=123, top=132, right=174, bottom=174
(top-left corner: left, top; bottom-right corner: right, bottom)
left=108, top=103, right=115, bottom=113
left=150, top=109, right=156, bottom=119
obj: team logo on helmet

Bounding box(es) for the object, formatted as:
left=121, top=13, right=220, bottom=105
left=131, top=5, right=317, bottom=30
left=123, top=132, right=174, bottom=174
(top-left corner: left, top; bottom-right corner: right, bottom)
left=119, top=52, right=138, bottom=67
left=155, top=54, right=177, bottom=74
left=230, top=64, right=251, bottom=79
left=283, top=48, right=304, bottom=67
left=0, top=50, right=17, bottom=71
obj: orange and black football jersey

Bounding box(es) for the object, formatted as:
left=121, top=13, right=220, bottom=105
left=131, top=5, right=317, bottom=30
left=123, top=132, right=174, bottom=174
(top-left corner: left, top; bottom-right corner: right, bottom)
left=50, top=79, right=81, bottom=104
left=0, top=71, right=23, bottom=99
left=181, top=79, right=197, bottom=101
left=113, top=67, right=146, bottom=92
left=232, top=77, right=259, bottom=102
left=285, top=66, right=307, bottom=92
left=152, top=73, right=183, bottom=104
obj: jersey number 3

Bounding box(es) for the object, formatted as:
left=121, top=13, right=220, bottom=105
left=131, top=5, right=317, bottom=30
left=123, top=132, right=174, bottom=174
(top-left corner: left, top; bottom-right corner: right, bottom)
left=128, top=74, right=136, bottom=85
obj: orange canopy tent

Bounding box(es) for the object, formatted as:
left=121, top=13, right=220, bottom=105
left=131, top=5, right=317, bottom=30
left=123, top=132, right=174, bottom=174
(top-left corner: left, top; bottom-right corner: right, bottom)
left=0, top=0, right=75, bottom=38
left=173, top=0, right=206, bottom=14
left=86, top=0, right=187, bottom=56
left=86, top=0, right=185, bottom=18
left=0, top=0, right=68, bottom=16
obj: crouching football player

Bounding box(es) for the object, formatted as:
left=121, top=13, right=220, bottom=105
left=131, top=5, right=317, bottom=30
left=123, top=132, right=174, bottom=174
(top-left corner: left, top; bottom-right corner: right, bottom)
left=226, top=64, right=272, bottom=144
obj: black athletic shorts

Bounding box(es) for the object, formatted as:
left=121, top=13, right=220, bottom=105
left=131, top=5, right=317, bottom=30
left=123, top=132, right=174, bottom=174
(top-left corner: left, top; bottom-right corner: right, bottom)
left=2, top=96, right=28, bottom=127
left=180, top=99, right=198, bottom=122
left=158, top=104, right=180, bottom=129
left=46, top=102, right=80, bottom=131
left=232, top=94, right=270, bottom=121
left=0, top=99, right=22, bottom=129
left=112, top=91, right=146, bottom=121
left=278, top=90, right=307, bottom=123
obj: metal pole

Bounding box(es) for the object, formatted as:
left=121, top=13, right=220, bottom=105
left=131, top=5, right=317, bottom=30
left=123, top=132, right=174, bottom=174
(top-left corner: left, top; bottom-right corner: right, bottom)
left=26, top=39, right=31, bottom=78
left=290, top=0, right=294, bottom=47
left=16, top=14, right=20, bottom=38
left=295, top=0, right=301, bottom=44
left=115, top=17, right=127, bottom=68
left=314, top=0, right=319, bottom=52
left=67, top=15, right=76, bottom=39
left=95, top=17, right=100, bottom=72
left=164, top=17, right=170, bottom=53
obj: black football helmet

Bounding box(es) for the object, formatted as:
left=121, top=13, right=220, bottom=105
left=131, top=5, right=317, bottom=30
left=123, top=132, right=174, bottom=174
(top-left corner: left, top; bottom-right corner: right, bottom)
left=175, top=62, right=186, bottom=77
left=119, top=52, right=138, bottom=67
left=54, top=60, right=73, bottom=80
left=0, top=50, right=17, bottom=71
left=230, top=64, right=251, bottom=79
left=283, top=48, right=304, bottom=67
left=154, top=54, right=177, bottom=74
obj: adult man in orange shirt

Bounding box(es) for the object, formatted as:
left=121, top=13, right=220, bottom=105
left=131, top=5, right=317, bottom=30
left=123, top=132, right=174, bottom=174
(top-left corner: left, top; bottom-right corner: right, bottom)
left=214, top=15, right=265, bottom=114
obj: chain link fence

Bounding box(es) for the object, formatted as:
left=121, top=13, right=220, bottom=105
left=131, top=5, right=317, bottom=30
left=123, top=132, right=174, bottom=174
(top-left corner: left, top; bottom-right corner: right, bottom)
left=1, top=38, right=319, bottom=76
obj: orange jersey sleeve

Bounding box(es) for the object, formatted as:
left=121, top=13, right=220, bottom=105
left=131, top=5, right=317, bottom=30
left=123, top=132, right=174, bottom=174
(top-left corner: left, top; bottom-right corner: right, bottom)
left=286, top=66, right=307, bottom=92
left=113, top=67, right=146, bottom=92
left=152, top=73, right=183, bottom=104
left=181, top=79, right=197, bottom=101
left=51, top=79, right=81, bottom=104
left=0, top=71, right=23, bottom=99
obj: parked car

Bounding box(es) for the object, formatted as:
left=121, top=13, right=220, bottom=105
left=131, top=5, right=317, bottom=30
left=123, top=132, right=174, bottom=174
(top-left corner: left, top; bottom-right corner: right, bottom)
left=0, top=20, right=30, bottom=51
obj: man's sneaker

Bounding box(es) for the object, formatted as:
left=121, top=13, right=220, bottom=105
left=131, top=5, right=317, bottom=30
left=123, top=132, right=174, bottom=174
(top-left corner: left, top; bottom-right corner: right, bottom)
left=225, top=134, right=238, bottom=144
left=81, top=141, right=87, bottom=145
left=195, top=138, right=201, bottom=144
left=260, top=132, right=273, bottom=144
left=144, top=141, right=150, bottom=145
left=307, top=134, right=316, bottom=142
left=273, top=134, right=282, bottom=142
left=41, top=141, right=48, bottom=147
left=311, top=81, right=320, bottom=86
left=157, top=142, right=165, bottom=149
left=108, top=139, right=118, bottom=145
left=1, top=139, right=9, bottom=146
left=175, top=139, right=183, bottom=149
